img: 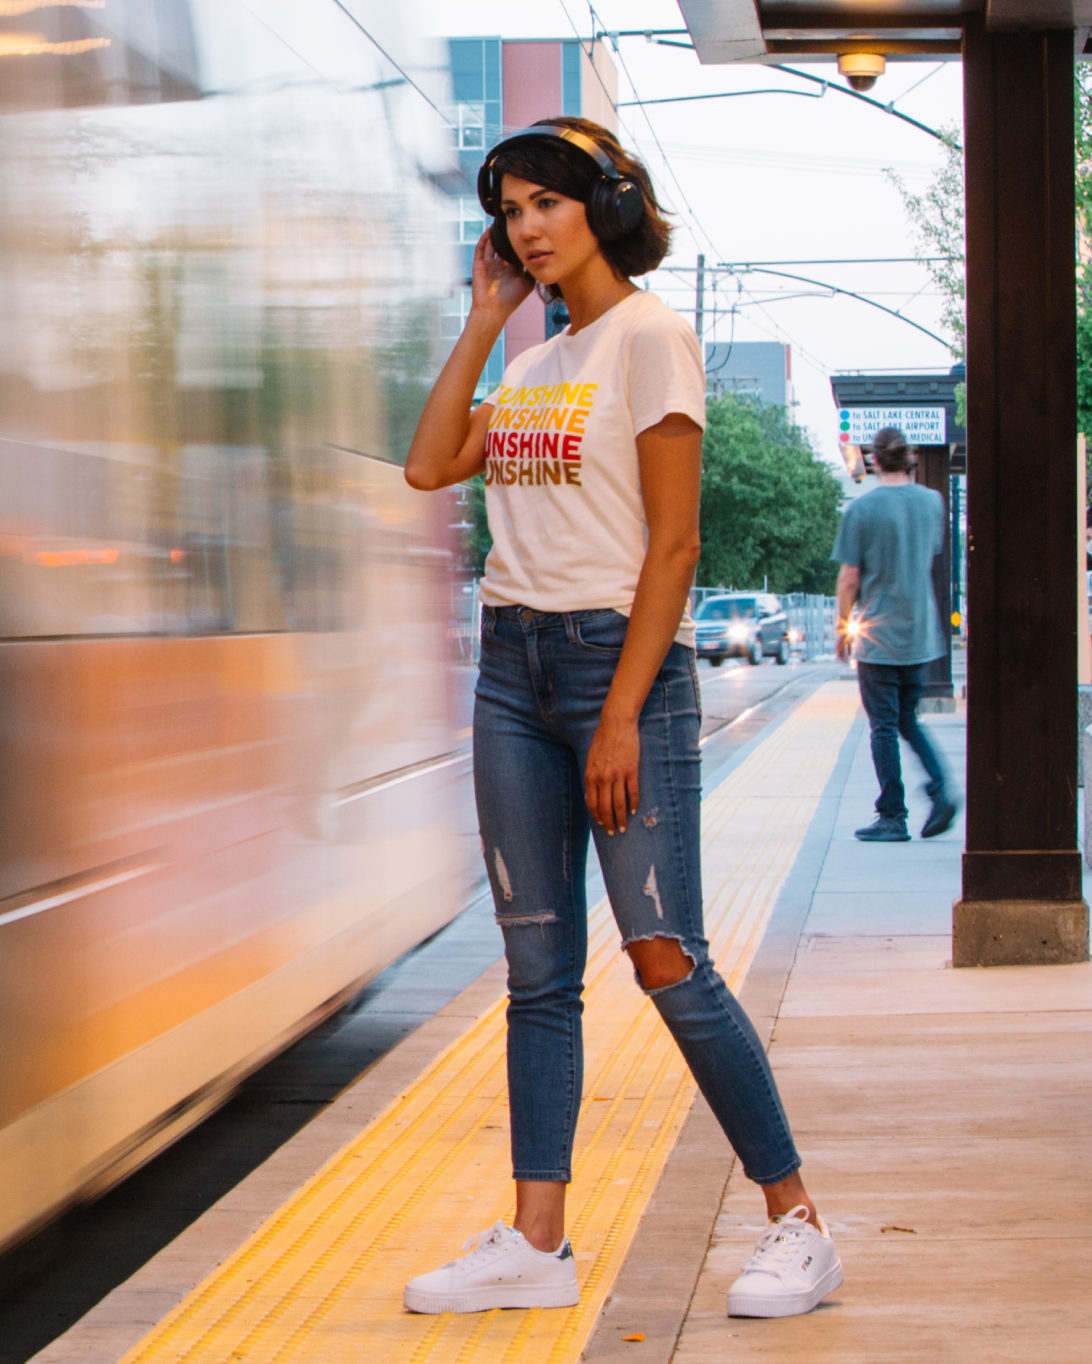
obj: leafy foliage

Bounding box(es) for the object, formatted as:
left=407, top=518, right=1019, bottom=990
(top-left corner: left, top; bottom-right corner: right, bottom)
left=461, top=474, right=492, bottom=575
left=889, top=89, right=1092, bottom=453
left=699, top=394, right=844, bottom=596
left=885, top=129, right=965, bottom=362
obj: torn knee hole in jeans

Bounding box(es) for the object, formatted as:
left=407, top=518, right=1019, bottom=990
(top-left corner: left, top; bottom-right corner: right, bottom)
left=491, top=847, right=558, bottom=924
left=623, top=932, right=697, bottom=993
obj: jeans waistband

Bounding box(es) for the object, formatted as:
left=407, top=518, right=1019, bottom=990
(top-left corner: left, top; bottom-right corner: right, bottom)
left=483, top=604, right=621, bottom=627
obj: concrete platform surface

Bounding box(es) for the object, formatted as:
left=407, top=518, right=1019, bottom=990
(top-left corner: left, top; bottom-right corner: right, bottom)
left=665, top=707, right=1092, bottom=1364
left=24, top=682, right=1092, bottom=1364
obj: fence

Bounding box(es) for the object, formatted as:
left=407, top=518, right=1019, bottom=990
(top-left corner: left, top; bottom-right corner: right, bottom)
left=452, top=578, right=482, bottom=664
left=781, top=593, right=839, bottom=661
left=452, top=581, right=839, bottom=665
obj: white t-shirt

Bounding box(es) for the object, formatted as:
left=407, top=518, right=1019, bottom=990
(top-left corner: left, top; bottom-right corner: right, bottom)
left=478, top=290, right=706, bottom=648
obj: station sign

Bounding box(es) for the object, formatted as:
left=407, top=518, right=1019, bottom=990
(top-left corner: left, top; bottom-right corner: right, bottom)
left=838, top=405, right=947, bottom=448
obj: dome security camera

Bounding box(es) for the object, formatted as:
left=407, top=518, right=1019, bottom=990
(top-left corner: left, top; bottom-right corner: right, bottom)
left=837, top=52, right=886, bottom=93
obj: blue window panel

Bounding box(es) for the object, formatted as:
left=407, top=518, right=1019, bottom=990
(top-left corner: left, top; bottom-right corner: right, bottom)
left=450, top=38, right=484, bottom=103
left=484, top=100, right=502, bottom=146
left=485, top=38, right=501, bottom=103
left=448, top=39, right=502, bottom=153
left=562, top=42, right=581, bottom=116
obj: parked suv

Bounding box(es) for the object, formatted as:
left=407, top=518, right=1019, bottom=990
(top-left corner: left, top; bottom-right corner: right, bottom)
left=693, top=593, right=790, bottom=666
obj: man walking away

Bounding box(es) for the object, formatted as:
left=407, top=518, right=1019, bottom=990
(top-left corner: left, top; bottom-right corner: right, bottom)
left=833, top=427, right=958, bottom=842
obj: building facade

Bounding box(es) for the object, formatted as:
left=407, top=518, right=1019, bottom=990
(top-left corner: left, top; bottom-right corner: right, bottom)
left=704, top=341, right=792, bottom=409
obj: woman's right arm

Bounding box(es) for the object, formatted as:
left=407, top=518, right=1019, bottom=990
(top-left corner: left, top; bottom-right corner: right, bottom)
left=404, top=232, right=533, bottom=492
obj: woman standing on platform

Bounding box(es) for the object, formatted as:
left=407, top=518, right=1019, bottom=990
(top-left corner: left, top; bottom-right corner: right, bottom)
left=401, top=118, right=841, bottom=1322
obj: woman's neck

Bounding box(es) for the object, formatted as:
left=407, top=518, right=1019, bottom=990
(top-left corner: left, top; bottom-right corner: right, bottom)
left=559, top=255, right=638, bottom=334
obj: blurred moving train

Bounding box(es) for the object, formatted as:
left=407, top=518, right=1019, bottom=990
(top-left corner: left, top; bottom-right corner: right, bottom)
left=0, top=1, right=468, bottom=1257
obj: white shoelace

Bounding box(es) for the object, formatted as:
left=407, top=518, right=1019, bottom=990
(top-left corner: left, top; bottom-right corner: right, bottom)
left=449, top=1221, right=519, bottom=1270
left=741, top=1207, right=814, bottom=1279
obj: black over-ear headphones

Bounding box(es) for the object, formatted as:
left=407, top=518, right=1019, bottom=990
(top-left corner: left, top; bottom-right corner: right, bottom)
left=477, top=124, right=645, bottom=270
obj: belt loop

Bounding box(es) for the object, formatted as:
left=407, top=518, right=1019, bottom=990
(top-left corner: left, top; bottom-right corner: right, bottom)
left=562, top=612, right=576, bottom=643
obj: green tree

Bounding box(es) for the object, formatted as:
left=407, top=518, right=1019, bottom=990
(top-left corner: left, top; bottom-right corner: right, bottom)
left=461, top=474, right=492, bottom=575
left=699, top=394, right=844, bottom=596
left=885, top=128, right=965, bottom=362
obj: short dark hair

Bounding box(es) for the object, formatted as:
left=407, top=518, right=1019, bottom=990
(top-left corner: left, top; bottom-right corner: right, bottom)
left=871, top=426, right=916, bottom=473
left=487, top=117, right=672, bottom=297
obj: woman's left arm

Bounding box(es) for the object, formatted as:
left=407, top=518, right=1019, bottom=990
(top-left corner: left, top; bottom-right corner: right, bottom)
left=584, top=412, right=703, bottom=835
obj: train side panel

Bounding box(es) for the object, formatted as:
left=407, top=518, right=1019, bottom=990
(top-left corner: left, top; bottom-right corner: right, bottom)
left=0, top=2, right=466, bottom=1252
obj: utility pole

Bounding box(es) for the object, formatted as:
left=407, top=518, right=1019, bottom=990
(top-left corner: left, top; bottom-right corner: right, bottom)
left=694, top=253, right=704, bottom=339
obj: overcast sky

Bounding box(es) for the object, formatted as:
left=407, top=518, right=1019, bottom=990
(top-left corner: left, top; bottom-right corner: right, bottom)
left=417, top=0, right=965, bottom=470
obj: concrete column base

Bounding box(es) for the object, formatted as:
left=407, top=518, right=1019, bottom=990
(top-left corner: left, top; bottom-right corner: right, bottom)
left=952, top=898, right=1090, bottom=967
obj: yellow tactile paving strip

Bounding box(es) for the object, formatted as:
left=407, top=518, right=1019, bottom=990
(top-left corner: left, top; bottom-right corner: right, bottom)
left=119, top=681, right=858, bottom=1364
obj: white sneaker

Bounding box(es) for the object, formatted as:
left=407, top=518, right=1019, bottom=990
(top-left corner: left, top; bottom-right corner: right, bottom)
left=727, top=1205, right=843, bottom=1318
left=403, top=1221, right=579, bottom=1313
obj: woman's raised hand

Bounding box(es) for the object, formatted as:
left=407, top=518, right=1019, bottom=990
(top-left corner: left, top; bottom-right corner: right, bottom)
left=472, top=230, right=534, bottom=320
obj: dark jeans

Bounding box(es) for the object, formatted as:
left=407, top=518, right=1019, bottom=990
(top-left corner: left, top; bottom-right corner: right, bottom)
left=474, top=605, right=800, bottom=1186
left=857, top=661, right=948, bottom=821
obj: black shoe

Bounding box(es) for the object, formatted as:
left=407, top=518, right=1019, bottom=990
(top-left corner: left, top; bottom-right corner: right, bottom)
left=921, top=792, right=959, bottom=839
left=854, top=816, right=911, bottom=842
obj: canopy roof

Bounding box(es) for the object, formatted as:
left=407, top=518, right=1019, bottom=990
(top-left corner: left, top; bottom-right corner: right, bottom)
left=676, top=0, right=1092, bottom=62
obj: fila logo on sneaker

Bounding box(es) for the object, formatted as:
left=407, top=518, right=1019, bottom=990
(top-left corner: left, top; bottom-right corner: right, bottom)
left=802, top=1256, right=812, bottom=1270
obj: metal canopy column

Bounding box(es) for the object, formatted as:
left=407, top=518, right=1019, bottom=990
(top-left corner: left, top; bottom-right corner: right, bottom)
left=954, top=18, right=1089, bottom=965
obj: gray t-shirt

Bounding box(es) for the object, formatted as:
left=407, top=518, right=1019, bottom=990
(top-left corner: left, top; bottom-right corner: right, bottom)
left=831, top=483, right=945, bottom=666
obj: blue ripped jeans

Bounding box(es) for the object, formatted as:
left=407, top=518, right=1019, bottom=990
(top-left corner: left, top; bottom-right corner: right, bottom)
left=474, top=606, right=800, bottom=1185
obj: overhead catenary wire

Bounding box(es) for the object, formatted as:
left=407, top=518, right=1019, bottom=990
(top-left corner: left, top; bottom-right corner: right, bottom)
left=564, top=1, right=719, bottom=259
left=654, top=262, right=950, bottom=346
left=773, top=65, right=958, bottom=146
left=566, top=2, right=825, bottom=374
left=327, top=0, right=454, bottom=125
left=594, top=30, right=957, bottom=146
left=620, top=78, right=953, bottom=145
left=235, top=0, right=340, bottom=89
left=554, top=0, right=786, bottom=361
left=887, top=62, right=946, bottom=108
left=618, top=88, right=822, bottom=107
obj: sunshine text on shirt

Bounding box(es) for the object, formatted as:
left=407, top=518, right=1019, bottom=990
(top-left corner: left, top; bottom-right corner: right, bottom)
left=484, top=382, right=598, bottom=487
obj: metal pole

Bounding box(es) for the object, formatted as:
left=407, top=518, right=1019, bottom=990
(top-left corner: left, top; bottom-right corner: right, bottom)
left=694, top=253, right=704, bottom=338
left=950, top=473, right=961, bottom=630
